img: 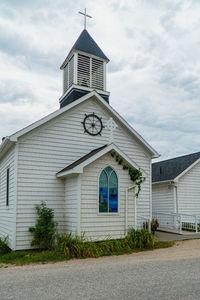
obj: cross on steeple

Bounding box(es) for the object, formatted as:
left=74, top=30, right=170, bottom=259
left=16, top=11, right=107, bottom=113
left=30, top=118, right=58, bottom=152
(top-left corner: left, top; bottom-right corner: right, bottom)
left=78, top=8, right=92, bottom=30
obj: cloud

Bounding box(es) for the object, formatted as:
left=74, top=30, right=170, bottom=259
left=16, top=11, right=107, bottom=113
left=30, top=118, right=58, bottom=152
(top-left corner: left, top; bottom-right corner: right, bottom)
left=0, top=79, right=35, bottom=104
left=0, top=0, right=200, bottom=161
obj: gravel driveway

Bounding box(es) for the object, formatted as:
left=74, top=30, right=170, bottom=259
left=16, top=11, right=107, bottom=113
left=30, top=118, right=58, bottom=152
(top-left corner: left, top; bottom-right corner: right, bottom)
left=1, top=240, right=200, bottom=300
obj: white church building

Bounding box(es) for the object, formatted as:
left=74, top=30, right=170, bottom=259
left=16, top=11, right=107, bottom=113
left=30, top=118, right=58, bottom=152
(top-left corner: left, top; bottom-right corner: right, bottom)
left=0, top=28, right=159, bottom=250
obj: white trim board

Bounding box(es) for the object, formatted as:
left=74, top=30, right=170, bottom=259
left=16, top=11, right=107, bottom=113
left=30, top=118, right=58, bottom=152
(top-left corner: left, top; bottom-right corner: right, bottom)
left=152, top=180, right=172, bottom=185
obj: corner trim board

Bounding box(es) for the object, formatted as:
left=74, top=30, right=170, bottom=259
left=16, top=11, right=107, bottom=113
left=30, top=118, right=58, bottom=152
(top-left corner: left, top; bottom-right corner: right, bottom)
left=12, top=143, right=18, bottom=250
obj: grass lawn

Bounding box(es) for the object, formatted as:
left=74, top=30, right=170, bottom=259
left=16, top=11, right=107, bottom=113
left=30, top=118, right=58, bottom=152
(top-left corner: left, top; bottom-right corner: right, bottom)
left=0, top=241, right=175, bottom=266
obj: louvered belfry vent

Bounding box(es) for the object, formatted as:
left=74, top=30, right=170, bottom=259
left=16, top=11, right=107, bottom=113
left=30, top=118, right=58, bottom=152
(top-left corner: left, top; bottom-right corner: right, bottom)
left=92, top=58, right=104, bottom=90
left=77, top=54, right=104, bottom=90
left=63, top=55, right=74, bottom=93
left=77, top=54, right=90, bottom=87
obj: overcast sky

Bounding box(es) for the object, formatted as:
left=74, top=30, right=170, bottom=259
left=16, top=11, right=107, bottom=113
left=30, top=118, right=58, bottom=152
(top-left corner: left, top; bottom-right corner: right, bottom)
left=0, top=0, right=200, bottom=160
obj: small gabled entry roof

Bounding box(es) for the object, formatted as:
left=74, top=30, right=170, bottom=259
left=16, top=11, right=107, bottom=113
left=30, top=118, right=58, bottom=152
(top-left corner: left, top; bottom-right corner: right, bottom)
left=57, top=143, right=146, bottom=178
left=152, top=151, right=200, bottom=183
left=57, top=144, right=107, bottom=174
left=60, top=29, right=109, bottom=69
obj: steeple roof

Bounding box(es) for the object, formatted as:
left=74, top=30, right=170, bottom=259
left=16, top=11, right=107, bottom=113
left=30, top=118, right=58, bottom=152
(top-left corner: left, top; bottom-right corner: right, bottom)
left=60, top=29, right=109, bottom=69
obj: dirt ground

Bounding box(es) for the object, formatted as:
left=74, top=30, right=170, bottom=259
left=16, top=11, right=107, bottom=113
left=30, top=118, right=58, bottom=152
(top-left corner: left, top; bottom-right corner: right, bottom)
left=130, top=239, right=200, bottom=262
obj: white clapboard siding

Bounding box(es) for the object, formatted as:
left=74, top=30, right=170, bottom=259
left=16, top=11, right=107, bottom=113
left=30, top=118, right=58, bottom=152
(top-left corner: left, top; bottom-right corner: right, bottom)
left=178, top=162, right=200, bottom=215
left=65, top=175, right=78, bottom=234
left=81, top=153, right=137, bottom=240
left=16, top=97, right=151, bottom=249
left=0, top=146, right=15, bottom=248
left=152, top=183, right=174, bottom=214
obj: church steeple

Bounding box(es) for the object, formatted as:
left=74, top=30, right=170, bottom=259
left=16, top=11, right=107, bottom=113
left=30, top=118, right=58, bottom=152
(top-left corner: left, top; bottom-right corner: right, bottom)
left=59, top=29, right=110, bottom=108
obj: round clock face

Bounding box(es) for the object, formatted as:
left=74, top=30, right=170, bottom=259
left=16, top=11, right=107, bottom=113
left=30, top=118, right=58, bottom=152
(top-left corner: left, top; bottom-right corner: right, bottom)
left=82, top=113, right=104, bottom=136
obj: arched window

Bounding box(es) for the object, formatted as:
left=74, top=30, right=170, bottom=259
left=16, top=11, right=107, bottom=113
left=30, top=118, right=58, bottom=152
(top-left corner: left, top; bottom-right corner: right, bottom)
left=99, top=166, right=118, bottom=213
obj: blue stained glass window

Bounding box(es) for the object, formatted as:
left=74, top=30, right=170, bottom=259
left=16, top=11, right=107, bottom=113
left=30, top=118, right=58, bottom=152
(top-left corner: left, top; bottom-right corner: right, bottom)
left=105, top=166, right=113, bottom=176
left=109, top=171, right=118, bottom=212
left=99, top=171, right=108, bottom=212
left=99, top=167, right=118, bottom=213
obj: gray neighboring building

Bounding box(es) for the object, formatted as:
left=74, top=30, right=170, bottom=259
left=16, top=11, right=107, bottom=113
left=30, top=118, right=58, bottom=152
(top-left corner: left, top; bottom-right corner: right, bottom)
left=152, top=152, right=200, bottom=217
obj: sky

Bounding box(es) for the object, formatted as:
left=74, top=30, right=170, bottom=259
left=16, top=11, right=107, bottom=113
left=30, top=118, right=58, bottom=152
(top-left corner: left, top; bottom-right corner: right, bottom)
left=0, top=0, right=200, bottom=161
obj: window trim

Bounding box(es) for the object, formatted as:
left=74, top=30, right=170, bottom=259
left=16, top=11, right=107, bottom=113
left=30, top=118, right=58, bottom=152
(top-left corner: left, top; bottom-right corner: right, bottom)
left=98, top=165, right=119, bottom=215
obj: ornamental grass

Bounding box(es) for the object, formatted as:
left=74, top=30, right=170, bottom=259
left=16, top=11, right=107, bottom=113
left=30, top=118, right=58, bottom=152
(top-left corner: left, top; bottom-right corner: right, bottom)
left=54, top=228, right=156, bottom=259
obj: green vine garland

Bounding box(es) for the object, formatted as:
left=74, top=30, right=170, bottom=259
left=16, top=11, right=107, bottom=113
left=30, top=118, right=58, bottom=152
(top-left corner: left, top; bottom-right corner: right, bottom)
left=111, top=151, right=145, bottom=197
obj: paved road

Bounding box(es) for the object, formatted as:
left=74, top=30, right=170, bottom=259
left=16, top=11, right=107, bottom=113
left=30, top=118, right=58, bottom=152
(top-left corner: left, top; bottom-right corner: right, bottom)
left=1, top=240, right=200, bottom=300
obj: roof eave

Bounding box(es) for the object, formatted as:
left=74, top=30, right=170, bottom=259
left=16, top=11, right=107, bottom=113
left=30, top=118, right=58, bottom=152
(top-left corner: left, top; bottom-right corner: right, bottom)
left=0, top=137, right=16, bottom=160
left=60, top=49, right=109, bottom=70
left=57, top=168, right=83, bottom=178
left=152, top=153, right=161, bottom=159
left=152, top=180, right=175, bottom=185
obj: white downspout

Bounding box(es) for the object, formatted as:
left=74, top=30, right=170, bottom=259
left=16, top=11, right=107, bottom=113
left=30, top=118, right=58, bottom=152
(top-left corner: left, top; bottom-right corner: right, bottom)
left=77, top=174, right=82, bottom=236
left=149, top=161, right=152, bottom=220
left=125, top=185, right=136, bottom=235
left=173, top=185, right=176, bottom=213
left=172, top=183, right=178, bottom=213
left=172, top=182, right=178, bottom=230
left=134, top=192, right=137, bottom=230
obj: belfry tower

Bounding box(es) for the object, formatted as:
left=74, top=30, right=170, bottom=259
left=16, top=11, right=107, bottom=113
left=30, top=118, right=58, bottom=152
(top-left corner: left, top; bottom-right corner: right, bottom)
left=59, top=26, right=110, bottom=108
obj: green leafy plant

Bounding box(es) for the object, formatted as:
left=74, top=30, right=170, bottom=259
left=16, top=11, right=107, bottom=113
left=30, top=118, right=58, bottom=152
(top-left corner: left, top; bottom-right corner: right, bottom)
left=0, top=236, right=11, bottom=255
left=151, top=219, right=159, bottom=231
left=110, top=151, right=145, bottom=197
left=126, top=228, right=156, bottom=248
left=143, top=218, right=159, bottom=234
left=29, top=202, right=57, bottom=249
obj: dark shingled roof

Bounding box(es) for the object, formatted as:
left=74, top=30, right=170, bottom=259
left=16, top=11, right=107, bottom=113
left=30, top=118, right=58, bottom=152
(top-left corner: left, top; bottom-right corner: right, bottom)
left=152, top=151, right=200, bottom=183
left=60, top=29, right=109, bottom=69
left=57, top=144, right=107, bottom=174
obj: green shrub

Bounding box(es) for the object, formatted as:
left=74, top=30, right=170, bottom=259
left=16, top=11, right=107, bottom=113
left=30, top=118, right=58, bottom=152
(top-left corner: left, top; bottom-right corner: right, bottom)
left=29, top=202, right=57, bottom=249
left=55, top=228, right=156, bottom=258
left=126, top=228, right=156, bottom=248
left=0, top=236, right=11, bottom=255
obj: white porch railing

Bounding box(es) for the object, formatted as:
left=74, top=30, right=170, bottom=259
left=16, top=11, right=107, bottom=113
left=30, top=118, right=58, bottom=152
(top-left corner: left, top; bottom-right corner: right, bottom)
left=181, top=213, right=200, bottom=233
left=152, top=212, right=200, bottom=234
